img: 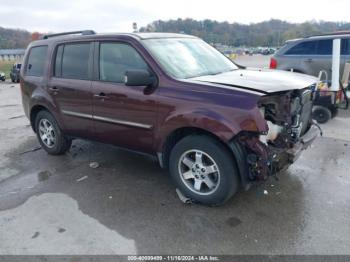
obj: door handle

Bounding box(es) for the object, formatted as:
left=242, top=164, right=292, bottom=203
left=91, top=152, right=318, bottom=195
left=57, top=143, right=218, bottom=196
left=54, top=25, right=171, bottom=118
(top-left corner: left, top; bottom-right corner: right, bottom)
left=49, top=86, right=59, bottom=95
left=94, top=92, right=110, bottom=100
left=304, top=58, right=313, bottom=63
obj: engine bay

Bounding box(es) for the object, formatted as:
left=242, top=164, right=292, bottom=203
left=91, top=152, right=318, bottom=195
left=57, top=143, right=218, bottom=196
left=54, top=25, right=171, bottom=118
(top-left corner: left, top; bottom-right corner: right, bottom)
left=258, top=88, right=313, bottom=148
left=237, top=88, right=315, bottom=181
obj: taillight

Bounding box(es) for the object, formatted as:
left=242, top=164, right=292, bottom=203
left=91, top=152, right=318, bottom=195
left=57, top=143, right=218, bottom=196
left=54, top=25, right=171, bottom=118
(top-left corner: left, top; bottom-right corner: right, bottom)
left=269, top=58, right=277, bottom=69
left=336, top=89, right=344, bottom=104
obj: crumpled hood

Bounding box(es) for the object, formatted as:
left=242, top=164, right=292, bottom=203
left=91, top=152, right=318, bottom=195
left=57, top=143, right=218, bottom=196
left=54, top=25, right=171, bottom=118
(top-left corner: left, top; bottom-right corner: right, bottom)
left=190, top=68, right=318, bottom=94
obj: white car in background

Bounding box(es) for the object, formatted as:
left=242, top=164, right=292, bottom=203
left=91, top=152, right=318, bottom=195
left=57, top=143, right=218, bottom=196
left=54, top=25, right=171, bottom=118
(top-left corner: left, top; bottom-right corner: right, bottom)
left=0, top=72, right=6, bottom=81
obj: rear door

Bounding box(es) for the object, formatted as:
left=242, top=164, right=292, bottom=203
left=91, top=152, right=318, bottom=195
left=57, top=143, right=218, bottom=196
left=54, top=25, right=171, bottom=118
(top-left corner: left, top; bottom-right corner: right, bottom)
left=91, top=41, right=157, bottom=153
left=311, top=38, right=350, bottom=81
left=284, top=40, right=317, bottom=75
left=310, top=39, right=333, bottom=79
left=47, top=42, right=94, bottom=138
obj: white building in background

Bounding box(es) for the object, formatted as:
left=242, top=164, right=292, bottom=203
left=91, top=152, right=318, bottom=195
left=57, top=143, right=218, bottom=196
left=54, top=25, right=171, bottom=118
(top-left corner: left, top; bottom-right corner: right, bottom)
left=0, top=49, right=25, bottom=61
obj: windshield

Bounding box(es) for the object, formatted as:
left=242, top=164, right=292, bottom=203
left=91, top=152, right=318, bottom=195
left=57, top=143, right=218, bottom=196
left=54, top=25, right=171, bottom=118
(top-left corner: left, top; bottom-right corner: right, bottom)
left=142, top=38, right=238, bottom=79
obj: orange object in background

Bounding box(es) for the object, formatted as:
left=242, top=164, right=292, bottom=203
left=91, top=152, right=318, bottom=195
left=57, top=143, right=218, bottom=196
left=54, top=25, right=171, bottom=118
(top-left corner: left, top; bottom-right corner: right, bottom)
left=31, top=32, right=42, bottom=41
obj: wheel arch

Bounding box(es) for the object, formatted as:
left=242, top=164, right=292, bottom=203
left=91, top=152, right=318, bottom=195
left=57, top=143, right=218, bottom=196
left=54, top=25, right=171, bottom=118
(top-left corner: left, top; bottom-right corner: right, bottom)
left=30, top=104, right=64, bottom=132
left=30, top=105, right=49, bottom=132
left=159, top=127, right=228, bottom=168
left=159, top=126, right=250, bottom=190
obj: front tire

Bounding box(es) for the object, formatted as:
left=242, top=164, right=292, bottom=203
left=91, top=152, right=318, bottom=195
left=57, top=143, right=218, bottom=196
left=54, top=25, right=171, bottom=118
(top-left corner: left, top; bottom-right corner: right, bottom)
left=169, top=135, right=239, bottom=205
left=35, top=110, right=71, bottom=155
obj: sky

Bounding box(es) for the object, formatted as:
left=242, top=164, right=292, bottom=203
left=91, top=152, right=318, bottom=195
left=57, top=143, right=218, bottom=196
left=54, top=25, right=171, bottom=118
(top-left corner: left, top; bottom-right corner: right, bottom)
left=0, top=0, right=349, bottom=33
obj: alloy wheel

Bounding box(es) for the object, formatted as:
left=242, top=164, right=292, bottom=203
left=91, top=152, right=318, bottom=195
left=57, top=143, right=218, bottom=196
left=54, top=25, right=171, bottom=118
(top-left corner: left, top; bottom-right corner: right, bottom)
left=178, top=150, right=220, bottom=195
left=38, top=119, right=56, bottom=148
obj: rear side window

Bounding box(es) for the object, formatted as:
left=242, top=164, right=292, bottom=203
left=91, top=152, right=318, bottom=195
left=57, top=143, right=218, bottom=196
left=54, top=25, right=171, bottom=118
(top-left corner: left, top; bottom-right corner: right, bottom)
left=285, top=41, right=317, bottom=55
left=341, top=39, right=350, bottom=55
left=99, top=42, right=148, bottom=83
left=54, top=43, right=90, bottom=80
left=316, top=40, right=332, bottom=55
left=26, top=46, right=48, bottom=76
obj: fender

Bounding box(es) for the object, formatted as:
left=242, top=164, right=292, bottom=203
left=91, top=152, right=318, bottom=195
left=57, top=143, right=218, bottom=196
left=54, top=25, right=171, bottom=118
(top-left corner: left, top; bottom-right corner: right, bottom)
left=29, top=89, right=65, bottom=131
left=155, top=107, right=265, bottom=152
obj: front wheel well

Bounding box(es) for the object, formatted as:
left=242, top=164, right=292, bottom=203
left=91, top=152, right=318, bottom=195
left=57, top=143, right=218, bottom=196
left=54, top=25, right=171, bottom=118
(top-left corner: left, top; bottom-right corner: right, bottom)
left=30, top=105, right=49, bottom=132
left=161, top=127, right=232, bottom=170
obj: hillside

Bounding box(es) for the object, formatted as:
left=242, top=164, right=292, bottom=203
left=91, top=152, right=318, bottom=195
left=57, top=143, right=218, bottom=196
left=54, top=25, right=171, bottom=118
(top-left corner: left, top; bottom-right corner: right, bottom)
left=140, top=19, right=350, bottom=47
left=0, top=27, right=32, bottom=49
left=1, top=19, right=350, bottom=49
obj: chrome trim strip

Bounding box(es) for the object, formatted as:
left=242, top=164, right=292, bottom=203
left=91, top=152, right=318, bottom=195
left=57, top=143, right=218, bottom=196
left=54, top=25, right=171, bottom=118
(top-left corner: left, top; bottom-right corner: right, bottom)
left=62, top=110, right=92, bottom=120
left=92, top=115, right=152, bottom=129
left=62, top=110, right=152, bottom=129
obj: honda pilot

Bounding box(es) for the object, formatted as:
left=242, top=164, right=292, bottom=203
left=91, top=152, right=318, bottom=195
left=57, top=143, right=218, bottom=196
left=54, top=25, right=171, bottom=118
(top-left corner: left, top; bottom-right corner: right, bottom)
left=20, top=31, right=320, bottom=205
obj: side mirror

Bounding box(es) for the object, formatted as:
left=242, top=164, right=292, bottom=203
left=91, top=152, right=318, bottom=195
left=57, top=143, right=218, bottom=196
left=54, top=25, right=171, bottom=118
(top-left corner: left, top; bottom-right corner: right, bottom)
left=124, top=69, right=155, bottom=87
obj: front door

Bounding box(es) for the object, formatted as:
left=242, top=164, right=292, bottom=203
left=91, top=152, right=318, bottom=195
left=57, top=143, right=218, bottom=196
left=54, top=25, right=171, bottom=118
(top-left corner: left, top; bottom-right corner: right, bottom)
left=91, top=41, right=157, bottom=153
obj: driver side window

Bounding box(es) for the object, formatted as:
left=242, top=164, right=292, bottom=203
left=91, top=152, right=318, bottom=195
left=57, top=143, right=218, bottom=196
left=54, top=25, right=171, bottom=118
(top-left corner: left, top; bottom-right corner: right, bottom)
left=99, top=42, right=149, bottom=83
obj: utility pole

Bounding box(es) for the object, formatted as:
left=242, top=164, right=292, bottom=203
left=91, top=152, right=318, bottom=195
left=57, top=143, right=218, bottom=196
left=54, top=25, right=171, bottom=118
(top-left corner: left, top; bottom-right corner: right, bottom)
left=133, top=22, right=138, bottom=33
left=331, top=38, right=341, bottom=91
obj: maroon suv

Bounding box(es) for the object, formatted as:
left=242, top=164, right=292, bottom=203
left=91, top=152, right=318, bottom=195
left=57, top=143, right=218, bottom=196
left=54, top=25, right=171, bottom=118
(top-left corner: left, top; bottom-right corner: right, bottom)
left=20, top=31, right=320, bottom=205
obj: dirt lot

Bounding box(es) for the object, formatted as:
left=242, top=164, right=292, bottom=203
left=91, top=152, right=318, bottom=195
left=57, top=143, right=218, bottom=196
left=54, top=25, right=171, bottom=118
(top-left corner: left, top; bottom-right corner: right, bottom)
left=1, top=59, right=350, bottom=255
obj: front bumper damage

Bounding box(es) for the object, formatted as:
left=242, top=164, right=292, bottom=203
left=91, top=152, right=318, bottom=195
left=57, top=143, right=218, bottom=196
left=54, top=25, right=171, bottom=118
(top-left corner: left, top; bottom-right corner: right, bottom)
left=285, top=124, right=320, bottom=163
left=230, top=124, right=320, bottom=189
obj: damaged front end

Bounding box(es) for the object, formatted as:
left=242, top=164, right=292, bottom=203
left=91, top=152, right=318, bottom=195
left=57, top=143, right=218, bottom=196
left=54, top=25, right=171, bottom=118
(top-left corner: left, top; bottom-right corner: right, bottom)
left=235, top=88, right=320, bottom=182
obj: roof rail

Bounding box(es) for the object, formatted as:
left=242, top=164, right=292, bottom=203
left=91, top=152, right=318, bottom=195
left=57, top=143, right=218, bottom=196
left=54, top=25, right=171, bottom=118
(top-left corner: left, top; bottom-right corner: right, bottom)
left=42, top=30, right=96, bottom=39
left=308, top=30, right=350, bottom=38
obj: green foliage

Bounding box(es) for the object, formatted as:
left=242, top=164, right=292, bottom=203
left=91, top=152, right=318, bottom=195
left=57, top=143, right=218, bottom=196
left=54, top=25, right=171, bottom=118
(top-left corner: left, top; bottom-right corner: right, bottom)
left=140, top=19, right=350, bottom=47
left=0, top=61, right=14, bottom=78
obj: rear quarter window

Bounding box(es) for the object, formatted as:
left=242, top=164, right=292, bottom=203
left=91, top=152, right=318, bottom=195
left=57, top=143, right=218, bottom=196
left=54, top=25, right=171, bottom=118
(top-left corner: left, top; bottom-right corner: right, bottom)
left=26, top=46, right=48, bottom=77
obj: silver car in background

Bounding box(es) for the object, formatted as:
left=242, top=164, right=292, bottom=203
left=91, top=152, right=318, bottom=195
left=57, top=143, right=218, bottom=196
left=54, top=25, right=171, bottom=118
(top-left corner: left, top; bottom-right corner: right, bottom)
left=270, top=32, right=350, bottom=81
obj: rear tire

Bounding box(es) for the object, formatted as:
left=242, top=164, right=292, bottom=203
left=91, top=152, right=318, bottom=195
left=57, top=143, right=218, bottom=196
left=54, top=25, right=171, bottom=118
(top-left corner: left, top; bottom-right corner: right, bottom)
left=312, top=106, right=332, bottom=124
left=35, top=110, right=71, bottom=155
left=169, top=135, right=239, bottom=205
